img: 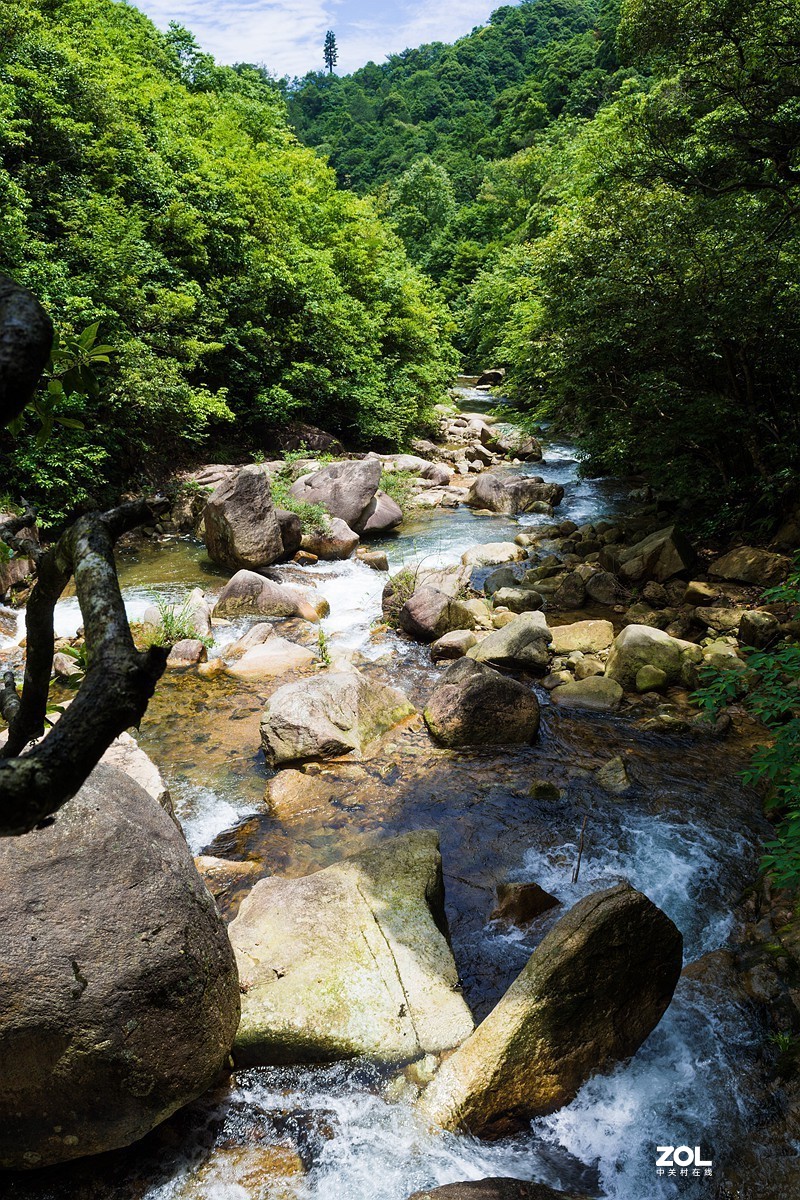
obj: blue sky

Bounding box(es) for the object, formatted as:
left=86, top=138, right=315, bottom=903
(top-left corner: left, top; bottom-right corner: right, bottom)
left=135, top=0, right=498, bottom=78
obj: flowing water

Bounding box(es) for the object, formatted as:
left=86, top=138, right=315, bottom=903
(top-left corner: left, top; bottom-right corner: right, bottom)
left=4, top=389, right=772, bottom=1200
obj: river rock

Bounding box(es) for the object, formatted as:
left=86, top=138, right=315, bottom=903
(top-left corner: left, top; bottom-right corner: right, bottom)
left=166, top=638, right=208, bottom=668
left=407, top=1181, right=588, bottom=1200
left=552, top=571, right=586, bottom=610
left=485, top=424, right=542, bottom=461
left=738, top=609, right=780, bottom=648
left=229, top=831, right=474, bottom=1066
left=595, top=755, right=633, bottom=795
left=301, top=517, right=359, bottom=560
left=490, top=883, right=560, bottom=928
left=226, top=637, right=316, bottom=679
left=360, top=490, right=404, bottom=535
left=492, top=586, right=544, bottom=614
left=550, top=676, right=623, bottom=712
left=400, top=587, right=479, bottom=642
left=260, top=668, right=416, bottom=765
left=476, top=368, right=505, bottom=386
left=276, top=508, right=302, bottom=559
left=466, top=476, right=563, bottom=515
left=357, top=549, right=389, bottom=571
left=696, top=606, right=745, bottom=633
left=290, top=458, right=380, bottom=529
left=431, top=630, right=478, bottom=662
left=483, top=566, right=520, bottom=596
left=203, top=465, right=285, bottom=571
left=684, top=579, right=718, bottom=605
left=424, top=659, right=540, bottom=747
left=0, top=764, right=240, bottom=1169
left=461, top=542, right=526, bottom=567
left=584, top=570, right=625, bottom=606
left=709, top=546, right=789, bottom=586
left=635, top=664, right=667, bottom=692
left=100, top=732, right=172, bottom=812
left=550, top=620, right=614, bottom=655
left=468, top=611, right=553, bottom=670
left=417, top=883, right=682, bottom=1137
left=618, top=526, right=695, bottom=583
left=214, top=570, right=326, bottom=622
left=604, top=624, right=702, bottom=692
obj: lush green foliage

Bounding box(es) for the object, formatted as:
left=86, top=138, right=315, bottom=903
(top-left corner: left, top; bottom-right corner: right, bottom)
left=456, top=0, right=800, bottom=526
left=0, top=0, right=456, bottom=525
left=694, top=560, right=800, bottom=889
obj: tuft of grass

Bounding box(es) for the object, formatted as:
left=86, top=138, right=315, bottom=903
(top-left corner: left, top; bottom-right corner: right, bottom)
left=140, top=595, right=213, bottom=649
left=380, top=468, right=416, bottom=513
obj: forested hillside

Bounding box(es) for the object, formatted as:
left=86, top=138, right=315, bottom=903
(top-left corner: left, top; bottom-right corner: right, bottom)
left=0, top=0, right=455, bottom=522
left=291, top=0, right=800, bottom=530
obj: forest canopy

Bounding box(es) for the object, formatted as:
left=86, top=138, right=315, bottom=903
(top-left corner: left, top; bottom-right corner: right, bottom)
left=0, top=0, right=456, bottom=523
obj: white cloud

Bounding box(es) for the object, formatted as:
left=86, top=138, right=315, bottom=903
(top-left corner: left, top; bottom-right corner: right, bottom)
left=134, top=0, right=495, bottom=78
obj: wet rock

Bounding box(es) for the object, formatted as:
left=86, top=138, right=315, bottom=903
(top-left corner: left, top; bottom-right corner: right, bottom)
left=709, top=546, right=789, bottom=586
left=203, top=465, right=285, bottom=572
left=166, top=638, right=207, bottom=668
left=195, top=855, right=262, bottom=908
left=289, top=458, right=382, bottom=532
left=400, top=586, right=479, bottom=643
left=214, top=570, right=325, bottom=623
left=275, top=509, right=302, bottom=559
left=357, top=549, right=389, bottom=572
left=550, top=620, right=614, bottom=655
left=424, top=658, right=540, bottom=748
left=739, top=609, right=781, bottom=648
left=300, top=518, right=359, bottom=560
left=226, top=622, right=274, bottom=657
left=475, top=368, right=505, bottom=386
left=490, top=882, right=560, bottom=927
left=417, top=883, right=682, bottom=1137
left=550, top=676, right=623, bottom=712
left=595, top=755, right=632, bottom=795
left=260, top=668, right=416, bottom=765
left=492, top=586, right=544, bottom=614
left=618, top=526, right=695, bottom=583
left=226, top=637, right=316, bottom=678
left=604, top=624, right=702, bottom=692
left=635, top=664, right=667, bottom=692
left=407, top=1183, right=589, bottom=1200
left=486, top=424, right=543, bottom=461
left=468, top=611, right=553, bottom=670
left=461, top=541, right=526, bottom=567
left=0, top=765, right=240, bottom=1168
left=229, top=831, right=474, bottom=1066
left=431, top=630, right=479, bottom=662
left=483, top=566, right=520, bottom=596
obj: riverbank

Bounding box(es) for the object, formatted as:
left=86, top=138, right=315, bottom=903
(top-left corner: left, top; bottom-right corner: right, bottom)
left=2, top=384, right=798, bottom=1200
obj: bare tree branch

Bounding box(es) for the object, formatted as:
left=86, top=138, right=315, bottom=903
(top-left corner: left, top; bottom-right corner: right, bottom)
left=0, top=500, right=170, bottom=835
left=0, top=276, right=53, bottom=427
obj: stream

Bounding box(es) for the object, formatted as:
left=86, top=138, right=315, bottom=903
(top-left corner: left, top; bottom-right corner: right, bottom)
left=4, top=388, right=770, bottom=1200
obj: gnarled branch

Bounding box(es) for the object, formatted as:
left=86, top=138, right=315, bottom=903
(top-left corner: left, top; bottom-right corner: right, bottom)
left=0, top=500, right=169, bottom=835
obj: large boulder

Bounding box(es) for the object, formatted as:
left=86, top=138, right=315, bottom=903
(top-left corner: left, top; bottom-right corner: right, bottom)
left=360, top=489, right=404, bottom=535
left=289, top=459, right=391, bottom=534
left=213, top=569, right=327, bottom=622
left=0, top=764, right=240, bottom=1169
left=226, top=637, right=316, bottom=678
left=203, top=465, right=285, bottom=571
left=466, top=475, right=563, bottom=515
left=738, top=608, right=781, bottom=648
left=492, top=586, right=544, bottom=614
left=604, top=623, right=702, bottom=691
left=484, top=423, right=543, bottom=461
left=468, top=611, right=553, bottom=670
left=300, top=517, right=359, bottom=560
left=400, top=586, right=479, bottom=642
left=407, top=1183, right=588, bottom=1200
left=418, top=883, right=682, bottom=1137
left=618, top=526, right=695, bottom=583
left=260, top=668, right=416, bottom=765
left=229, top=832, right=474, bottom=1066
left=461, top=542, right=526, bottom=568
left=424, top=659, right=540, bottom=747
left=709, top=546, right=790, bottom=586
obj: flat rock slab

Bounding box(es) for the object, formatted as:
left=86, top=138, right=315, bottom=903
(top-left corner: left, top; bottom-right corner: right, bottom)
left=407, top=1182, right=590, bottom=1200
left=229, top=831, right=474, bottom=1066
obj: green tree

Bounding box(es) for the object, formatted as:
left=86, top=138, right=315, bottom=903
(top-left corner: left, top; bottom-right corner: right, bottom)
left=324, top=30, right=338, bottom=74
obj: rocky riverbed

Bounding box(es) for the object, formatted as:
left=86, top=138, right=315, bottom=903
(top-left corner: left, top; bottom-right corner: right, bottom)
left=2, top=383, right=798, bottom=1200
